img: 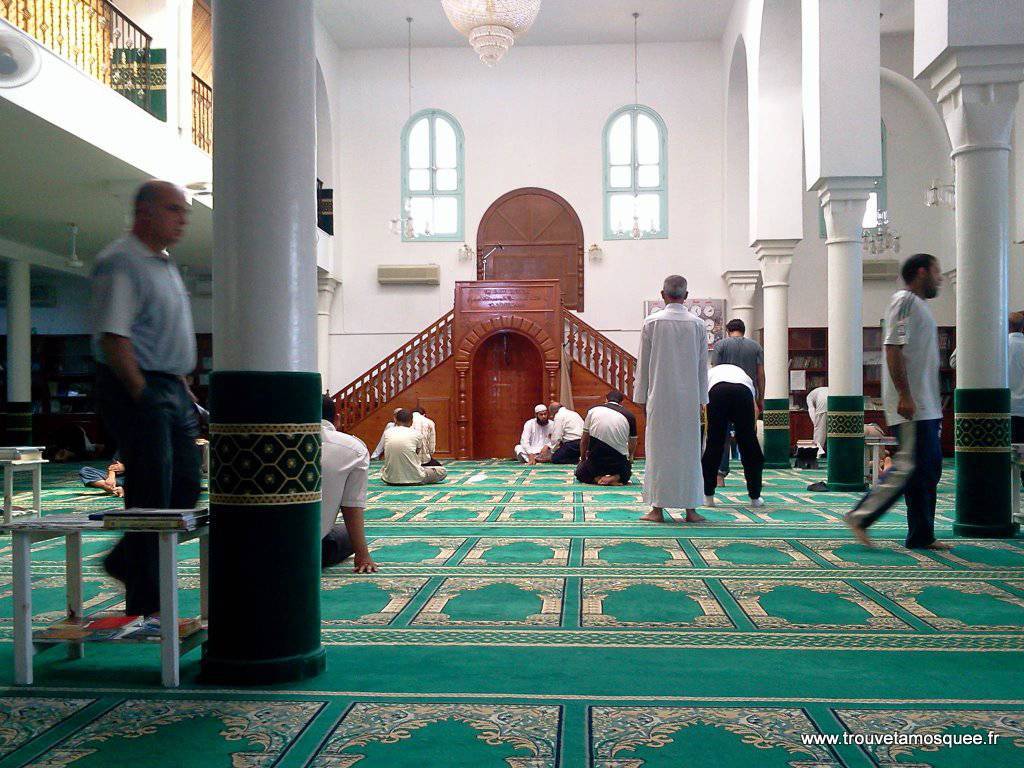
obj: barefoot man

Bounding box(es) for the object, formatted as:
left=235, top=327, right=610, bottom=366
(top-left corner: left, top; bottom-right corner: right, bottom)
left=634, top=275, right=709, bottom=523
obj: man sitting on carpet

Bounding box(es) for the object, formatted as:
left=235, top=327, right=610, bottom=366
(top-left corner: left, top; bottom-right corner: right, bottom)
left=321, top=396, right=378, bottom=572
left=79, top=457, right=125, bottom=497
left=575, top=390, right=637, bottom=486
left=412, top=407, right=441, bottom=466
left=382, top=409, right=448, bottom=485
left=370, top=408, right=402, bottom=460
left=548, top=401, right=585, bottom=464
left=515, top=404, right=554, bottom=464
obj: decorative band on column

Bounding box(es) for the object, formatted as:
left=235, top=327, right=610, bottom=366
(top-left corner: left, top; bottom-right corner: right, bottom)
left=826, top=396, right=866, bottom=492
left=210, top=423, right=321, bottom=505
left=953, top=388, right=1018, bottom=538
left=1, top=403, right=32, bottom=445
left=762, top=398, right=791, bottom=469
left=954, top=413, right=1010, bottom=453
left=202, top=370, right=326, bottom=685
left=826, top=411, right=864, bottom=438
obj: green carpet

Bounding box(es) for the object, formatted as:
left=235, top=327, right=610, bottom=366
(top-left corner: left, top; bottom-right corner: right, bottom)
left=0, top=460, right=1021, bottom=767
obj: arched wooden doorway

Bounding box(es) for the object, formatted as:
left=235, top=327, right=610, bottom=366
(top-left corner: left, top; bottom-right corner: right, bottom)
left=471, top=331, right=544, bottom=459
left=477, top=188, right=585, bottom=310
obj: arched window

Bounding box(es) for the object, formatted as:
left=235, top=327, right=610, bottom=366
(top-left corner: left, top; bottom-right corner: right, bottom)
left=603, top=105, right=668, bottom=239
left=401, top=109, right=464, bottom=241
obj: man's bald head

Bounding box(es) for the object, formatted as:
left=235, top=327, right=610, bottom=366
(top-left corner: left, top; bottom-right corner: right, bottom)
left=1011, top=312, right=1024, bottom=334
left=661, top=275, right=688, bottom=303
left=131, top=180, right=189, bottom=250
left=549, top=401, right=562, bottom=416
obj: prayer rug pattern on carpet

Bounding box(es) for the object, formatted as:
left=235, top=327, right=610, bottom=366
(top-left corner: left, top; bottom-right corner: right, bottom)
left=0, top=460, right=1020, bottom=767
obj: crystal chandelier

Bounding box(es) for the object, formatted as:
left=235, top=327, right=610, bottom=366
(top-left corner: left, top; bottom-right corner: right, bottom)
left=390, top=18, right=416, bottom=238
left=862, top=209, right=901, bottom=256
left=442, top=0, right=542, bottom=66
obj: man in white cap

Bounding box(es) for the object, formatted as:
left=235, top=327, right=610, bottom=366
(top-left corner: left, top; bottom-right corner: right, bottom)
left=515, top=404, right=554, bottom=464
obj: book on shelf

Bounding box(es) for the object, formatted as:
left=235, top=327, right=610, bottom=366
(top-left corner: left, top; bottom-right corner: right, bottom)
left=35, top=613, right=204, bottom=642
left=119, top=616, right=204, bottom=641
left=0, top=446, right=44, bottom=461
left=103, top=515, right=209, bottom=531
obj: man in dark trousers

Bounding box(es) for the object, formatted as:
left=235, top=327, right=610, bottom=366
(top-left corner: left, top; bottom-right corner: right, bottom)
left=91, top=180, right=201, bottom=615
left=701, top=363, right=764, bottom=507
left=575, top=391, right=638, bottom=486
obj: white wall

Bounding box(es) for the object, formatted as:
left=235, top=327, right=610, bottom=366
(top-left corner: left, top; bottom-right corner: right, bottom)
left=326, top=41, right=725, bottom=387
left=0, top=269, right=91, bottom=335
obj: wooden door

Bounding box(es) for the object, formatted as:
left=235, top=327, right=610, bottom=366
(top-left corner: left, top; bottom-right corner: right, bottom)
left=477, top=188, right=585, bottom=310
left=471, top=332, right=544, bottom=458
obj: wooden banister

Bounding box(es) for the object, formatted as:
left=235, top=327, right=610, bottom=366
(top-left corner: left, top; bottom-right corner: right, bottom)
left=562, top=309, right=637, bottom=397
left=332, top=310, right=455, bottom=431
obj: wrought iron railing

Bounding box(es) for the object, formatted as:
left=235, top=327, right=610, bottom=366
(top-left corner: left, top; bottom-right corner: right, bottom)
left=191, top=73, right=212, bottom=153
left=562, top=309, right=636, bottom=397
left=332, top=311, right=455, bottom=432
left=1, top=0, right=160, bottom=117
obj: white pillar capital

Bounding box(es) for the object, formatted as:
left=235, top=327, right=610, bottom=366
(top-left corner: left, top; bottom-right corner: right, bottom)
left=924, top=47, right=1024, bottom=156
left=722, top=269, right=760, bottom=311
left=815, top=178, right=876, bottom=245
left=753, top=239, right=798, bottom=288
left=317, top=274, right=339, bottom=316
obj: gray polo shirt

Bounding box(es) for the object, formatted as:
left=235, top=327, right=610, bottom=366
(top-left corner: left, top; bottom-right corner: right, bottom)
left=90, top=234, right=197, bottom=375
left=711, top=336, right=763, bottom=385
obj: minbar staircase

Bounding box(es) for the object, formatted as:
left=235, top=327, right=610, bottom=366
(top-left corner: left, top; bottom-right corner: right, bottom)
left=331, top=303, right=643, bottom=458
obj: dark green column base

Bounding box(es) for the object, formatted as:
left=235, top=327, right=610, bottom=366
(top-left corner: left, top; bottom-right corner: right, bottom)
left=203, top=370, right=325, bottom=685
left=952, top=520, right=1020, bottom=538
left=2, top=403, right=32, bottom=446
left=954, top=388, right=1013, bottom=537
left=200, top=647, right=326, bottom=686
left=762, top=399, right=791, bottom=469
left=826, top=395, right=866, bottom=492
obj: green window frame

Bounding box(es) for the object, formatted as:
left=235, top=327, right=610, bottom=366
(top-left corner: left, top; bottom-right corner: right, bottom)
left=603, top=104, right=669, bottom=240
left=401, top=108, right=465, bottom=242
left=819, top=121, right=887, bottom=238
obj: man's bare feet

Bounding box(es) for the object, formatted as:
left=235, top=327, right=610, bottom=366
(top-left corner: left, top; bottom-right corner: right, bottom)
left=596, top=474, right=622, bottom=486
left=920, top=540, right=953, bottom=550
left=716, top=473, right=726, bottom=487
left=844, top=514, right=874, bottom=547
left=684, top=509, right=707, bottom=523
left=640, top=508, right=666, bottom=522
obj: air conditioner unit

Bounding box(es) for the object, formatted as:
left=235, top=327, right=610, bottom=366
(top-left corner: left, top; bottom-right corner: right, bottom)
left=863, top=259, right=900, bottom=281
left=377, top=264, right=441, bottom=285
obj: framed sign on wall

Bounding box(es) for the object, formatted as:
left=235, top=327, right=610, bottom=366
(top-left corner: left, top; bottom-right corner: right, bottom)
left=643, top=298, right=726, bottom=349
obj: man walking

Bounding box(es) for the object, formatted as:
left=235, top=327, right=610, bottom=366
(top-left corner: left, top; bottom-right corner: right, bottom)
left=635, top=275, right=708, bottom=523
left=845, top=253, right=948, bottom=550
left=91, top=180, right=201, bottom=615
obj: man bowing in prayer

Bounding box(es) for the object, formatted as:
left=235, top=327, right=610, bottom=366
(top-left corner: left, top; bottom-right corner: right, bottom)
left=634, top=275, right=709, bottom=523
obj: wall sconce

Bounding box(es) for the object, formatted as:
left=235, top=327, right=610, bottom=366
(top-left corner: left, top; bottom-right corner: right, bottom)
left=588, top=243, right=604, bottom=262
left=926, top=179, right=955, bottom=209
left=457, top=243, right=473, bottom=261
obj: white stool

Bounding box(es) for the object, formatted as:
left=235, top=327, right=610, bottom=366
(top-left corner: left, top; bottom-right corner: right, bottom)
left=2, top=458, right=48, bottom=524
left=864, top=435, right=899, bottom=486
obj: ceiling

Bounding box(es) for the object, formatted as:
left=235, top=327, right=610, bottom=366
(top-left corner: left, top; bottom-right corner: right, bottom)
left=316, top=0, right=738, bottom=50
left=0, top=99, right=212, bottom=273
left=317, top=0, right=914, bottom=50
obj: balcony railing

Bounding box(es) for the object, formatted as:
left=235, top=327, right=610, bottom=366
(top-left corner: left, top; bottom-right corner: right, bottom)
left=191, top=73, right=212, bottom=153
left=2, top=0, right=161, bottom=117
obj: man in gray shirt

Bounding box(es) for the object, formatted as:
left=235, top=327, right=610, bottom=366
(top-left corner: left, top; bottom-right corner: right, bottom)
left=91, top=180, right=201, bottom=615
left=711, top=319, right=766, bottom=480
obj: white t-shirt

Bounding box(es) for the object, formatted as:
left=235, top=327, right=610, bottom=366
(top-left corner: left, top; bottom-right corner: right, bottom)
left=551, top=408, right=585, bottom=445
left=381, top=425, right=428, bottom=485
left=584, top=403, right=637, bottom=457
left=708, top=363, right=756, bottom=398
left=883, top=290, right=942, bottom=425
left=1009, top=333, right=1024, bottom=418
left=320, top=422, right=369, bottom=538
left=412, top=412, right=437, bottom=458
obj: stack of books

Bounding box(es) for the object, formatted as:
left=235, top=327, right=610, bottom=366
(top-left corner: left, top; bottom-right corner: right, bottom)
left=102, top=508, right=209, bottom=530
left=35, top=613, right=204, bottom=642
left=0, top=446, right=44, bottom=461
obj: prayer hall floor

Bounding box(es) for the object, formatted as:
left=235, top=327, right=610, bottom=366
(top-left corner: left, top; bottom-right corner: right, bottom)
left=0, top=460, right=1021, bottom=767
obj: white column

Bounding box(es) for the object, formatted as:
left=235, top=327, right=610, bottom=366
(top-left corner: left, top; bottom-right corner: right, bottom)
left=754, top=241, right=798, bottom=401
left=722, top=270, right=760, bottom=334
left=818, top=180, right=874, bottom=395
left=928, top=53, right=1023, bottom=388
left=6, top=260, right=31, bottom=404
left=316, top=275, right=338, bottom=388
left=173, top=0, right=194, bottom=142
left=213, top=0, right=316, bottom=372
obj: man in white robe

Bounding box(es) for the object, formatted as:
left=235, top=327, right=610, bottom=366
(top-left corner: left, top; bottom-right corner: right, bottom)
left=515, top=404, right=554, bottom=464
left=634, top=275, right=709, bottom=523
left=412, top=407, right=440, bottom=465
left=805, top=386, right=829, bottom=457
